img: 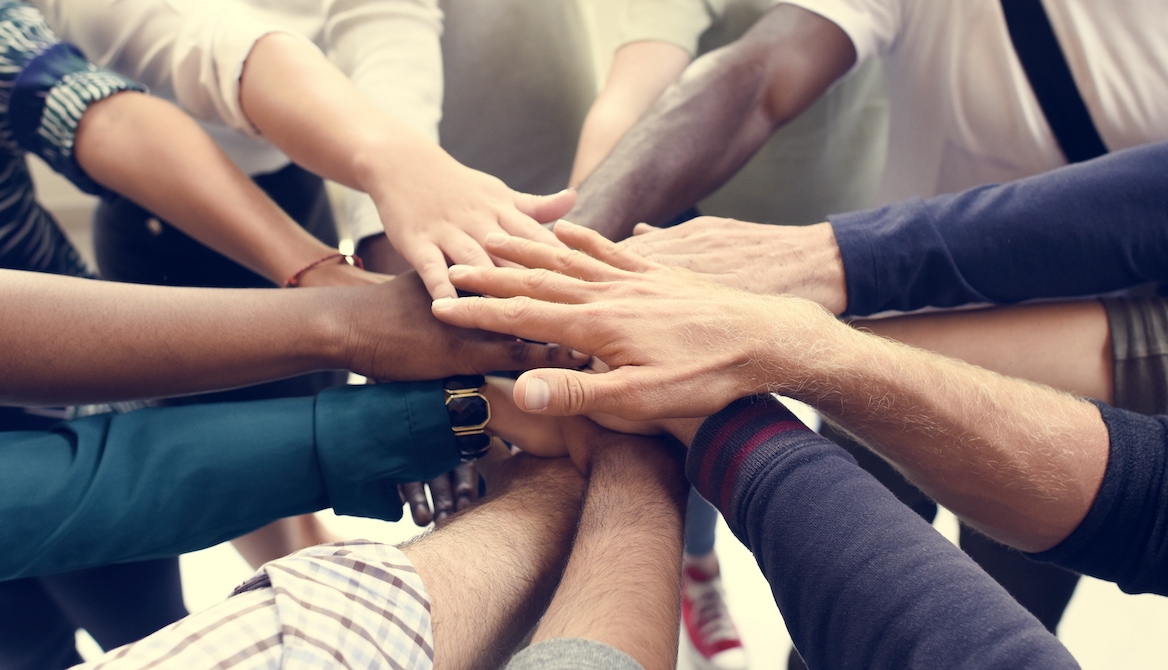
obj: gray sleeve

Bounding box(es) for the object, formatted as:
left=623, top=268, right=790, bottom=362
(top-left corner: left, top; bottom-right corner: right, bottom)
left=505, top=638, right=645, bottom=670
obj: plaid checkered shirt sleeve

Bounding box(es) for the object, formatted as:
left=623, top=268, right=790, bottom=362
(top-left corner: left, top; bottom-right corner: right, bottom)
left=76, top=541, right=435, bottom=670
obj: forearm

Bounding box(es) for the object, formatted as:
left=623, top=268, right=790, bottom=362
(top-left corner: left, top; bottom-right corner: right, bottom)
left=0, top=269, right=347, bottom=405
left=0, top=382, right=458, bottom=580
left=532, top=438, right=688, bottom=670
left=568, top=5, right=853, bottom=239
left=239, top=32, right=453, bottom=205
left=569, top=41, right=691, bottom=188
left=769, top=306, right=1110, bottom=552
left=833, top=141, right=1168, bottom=315
left=855, top=301, right=1113, bottom=404
left=687, top=398, right=1077, bottom=669
left=401, top=454, right=586, bottom=670
left=74, top=92, right=341, bottom=285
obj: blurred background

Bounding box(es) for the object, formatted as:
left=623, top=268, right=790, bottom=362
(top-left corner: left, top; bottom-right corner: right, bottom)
left=28, top=0, right=1168, bottom=666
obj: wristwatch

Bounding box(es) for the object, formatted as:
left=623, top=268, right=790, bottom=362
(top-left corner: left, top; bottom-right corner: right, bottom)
left=443, top=375, right=492, bottom=460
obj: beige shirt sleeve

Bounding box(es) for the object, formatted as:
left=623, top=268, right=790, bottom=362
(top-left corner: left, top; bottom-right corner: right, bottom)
left=616, top=0, right=726, bottom=56
left=29, top=0, right=322, bottom=136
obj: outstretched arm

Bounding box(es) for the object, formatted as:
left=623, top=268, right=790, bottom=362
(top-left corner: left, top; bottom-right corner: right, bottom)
left=567, top=4, right=854, bottom=239
left=0, top=270, right=584, bottom=405
left=569, top=40, right=692, bottom=188
left=239, top=33, right=574, bottom=299
left=74, top=91, right=366, bottom=287
left=431, top=223, right=1108, bottom=553
left=621, top=141, right=1168, bottom=313
left=680, top=397, right=1078, bottom=669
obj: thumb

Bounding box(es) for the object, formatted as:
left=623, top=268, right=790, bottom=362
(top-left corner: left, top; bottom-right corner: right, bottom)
left=632, top=222, right=660, bottom=236
left=515, top=188, right=577, bottom=223
left=514, top=367, right=644, bottom=417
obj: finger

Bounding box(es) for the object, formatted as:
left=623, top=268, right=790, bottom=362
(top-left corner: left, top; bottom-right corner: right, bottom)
left=399, top=482, right=434, bottom=526
left=514, top=188, right=576, bottom=223
left=441, top=232, right=496, bottom=269
left=463, top=338, right=591, bottom=374
left=499, top=211, right=567, bottom=248
left=553, top=220, right=656, bottom=273
left=483, top=232, right=625, bottom=282
left=428, top=473, right=455, bottom=523
left=632, top=222, right=660, bottom=236
left=513, top=366, right=651, bottom=418
left=452, top=462, right=478, bottom=510
left=433, top=295, right=592, bottom=349
left=447, top=264, right=594, bottom=303
left=408, top=245, right=457, bottom=300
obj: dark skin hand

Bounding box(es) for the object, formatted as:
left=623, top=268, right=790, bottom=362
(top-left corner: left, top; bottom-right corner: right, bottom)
left=567, top=3, right=855, bottom=239
left=343, top=271, right=589, bottom=380
left=399, top=462, right=480, bottom=526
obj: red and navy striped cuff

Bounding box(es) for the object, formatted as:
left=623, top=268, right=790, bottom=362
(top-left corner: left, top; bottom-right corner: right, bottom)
left=686, top=395, right=817, bottom=528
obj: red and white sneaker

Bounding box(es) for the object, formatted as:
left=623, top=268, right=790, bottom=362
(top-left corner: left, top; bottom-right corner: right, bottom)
left=681, top=564, right=748, bottom=670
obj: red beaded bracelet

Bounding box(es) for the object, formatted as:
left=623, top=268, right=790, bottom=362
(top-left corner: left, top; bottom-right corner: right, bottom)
left=283, top=253, right=364, bottom=288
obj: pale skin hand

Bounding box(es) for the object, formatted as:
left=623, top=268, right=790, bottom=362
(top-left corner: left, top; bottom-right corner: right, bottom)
left=239, top=33, right=574, bottom=300
left=433, top=222, right=784, bottom=420
left=622, top=217, right=849, bottom=313
left=569, top=40, right=692, bottom=188
left=0, top=270, right=585, bottom=406
left=432, top=222, right=1110, bottom=553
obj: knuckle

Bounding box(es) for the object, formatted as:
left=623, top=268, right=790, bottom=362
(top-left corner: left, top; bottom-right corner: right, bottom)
left=560, top=374, right=590, bottom=414
left=501, top=296, right=533, bottom=321
left=507, top=340, right=534, bottom=364
left=521, top=268, right=552, bottom=292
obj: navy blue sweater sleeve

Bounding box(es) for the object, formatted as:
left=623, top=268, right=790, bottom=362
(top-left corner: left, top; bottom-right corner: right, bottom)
left=687, top=396, right=1077, bottom=670
left=831, top=142, right=1168, bottom=315
left=1028, top=402, right=1168, bottom=596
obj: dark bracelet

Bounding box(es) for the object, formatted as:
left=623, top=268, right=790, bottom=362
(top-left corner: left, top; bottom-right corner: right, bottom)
left=444, top=375, right=491, bottom=460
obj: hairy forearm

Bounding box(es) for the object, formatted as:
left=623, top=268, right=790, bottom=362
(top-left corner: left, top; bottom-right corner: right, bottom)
left=402, top=455, right=585, bottom=670
left=568, top=5, right=853, bottom=239
left=0, top=270, right=345, bottom=405
left=770, top=309, right=1109, bottom=552
left=533, top=439, right=687, bottom=670
left=74, top=92, right=338, bottom=285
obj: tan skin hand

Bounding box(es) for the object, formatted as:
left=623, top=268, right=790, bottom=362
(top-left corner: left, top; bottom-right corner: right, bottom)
left=621, top=217, right=849, bottom=314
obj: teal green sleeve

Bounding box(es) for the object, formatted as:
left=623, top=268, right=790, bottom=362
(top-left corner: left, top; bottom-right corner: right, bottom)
left=0, top=381, right=459, bottom=580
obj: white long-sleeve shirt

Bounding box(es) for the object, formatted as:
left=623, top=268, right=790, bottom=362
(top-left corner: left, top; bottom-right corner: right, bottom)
left=30, top=0, right=444, bottom=176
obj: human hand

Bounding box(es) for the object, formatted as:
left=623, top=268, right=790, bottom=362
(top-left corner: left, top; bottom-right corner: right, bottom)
left=620, top=218, right=848, bottom=314
left=370, top=147, right=576, bottom=300
left=431, top=221, right=842, bottom=420
left=337, top=272, right=589, bottom=380
left=399, top=461, right=479, bottom=526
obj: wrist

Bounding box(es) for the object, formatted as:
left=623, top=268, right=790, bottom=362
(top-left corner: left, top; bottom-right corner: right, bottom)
left=748, top=294, right=853, bottom=398
left=763, top=222, right=848, bottom=314
left=351, top=127, right=451, bottom=204
left=300, top=287, right=354, bottom=372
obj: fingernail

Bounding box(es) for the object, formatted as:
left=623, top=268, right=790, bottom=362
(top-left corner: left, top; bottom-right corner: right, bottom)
left=523, top=377, right=550, bottom=411
left=569, top=349, right=590, bottom=361
left=448, top=264, right=472, bottom=278
left=485, top=232, right=508, bottom=245
left=432, top=297, right=456, bottom=310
